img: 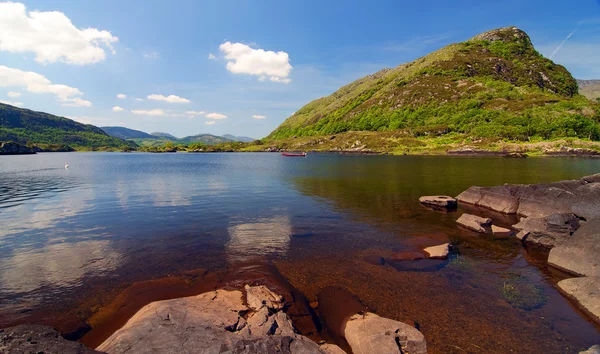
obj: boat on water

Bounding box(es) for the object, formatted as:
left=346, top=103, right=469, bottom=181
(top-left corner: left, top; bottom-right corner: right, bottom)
left=281, top=152, right=307, bottom=157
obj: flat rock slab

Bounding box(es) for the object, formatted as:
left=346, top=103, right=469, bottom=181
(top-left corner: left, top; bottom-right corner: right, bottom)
left=98, top=288, right=328, bottom=354
left=548, top=219, right=600, bottom=277
left=580, top=345, right=600, bottom=354
left=0, top=325, right=102, bottom=354
left=512, top=213, right=580, bottom=248
left=344, top=312, right=426, bottom=354
left=419, top=196, right=457, bottom=209
left=491, top=225, right=514, bottom=237
left=423, top=243, right=450, bottom=259
left=557, top=277, right=600, bottom=325
left=456, top=174, right=600, bottom=218
left=456, top=213, right=492, bottom=233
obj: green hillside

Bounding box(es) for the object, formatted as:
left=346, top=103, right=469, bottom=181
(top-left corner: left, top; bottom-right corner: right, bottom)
left=0, top=103, right=136, bottom=150
left=101, top=126, right=154, bottom=139
left=268, top=27, right=600, bottom=143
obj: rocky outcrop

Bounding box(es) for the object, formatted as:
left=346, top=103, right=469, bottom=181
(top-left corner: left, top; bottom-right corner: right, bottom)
left=419, top=196, right=457, bottom=209
left=580, top=345, right=600, bottom=354
left=423, top=243, right=450, bottom=259
left=456, top=174, right=600, bottom=218
left=548, top=219, right=600, bottom=277
left=557, top=277, right=600, bottom=325
left=513, top=213, right=581, bottom=248
left=0, top=325, right=102, bottom=353
left=0, top=142, right=36, bottom=155
left=98, top=286, right=342, bottom=354
left=344, top=313, right=427, bottom=354
left=456, top=213, right=492, bottom=233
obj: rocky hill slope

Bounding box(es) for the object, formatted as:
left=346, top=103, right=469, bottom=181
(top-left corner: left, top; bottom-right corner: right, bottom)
left=268, top=27, right=599, bottom=143
left=578, top=79, right=600, bottom=101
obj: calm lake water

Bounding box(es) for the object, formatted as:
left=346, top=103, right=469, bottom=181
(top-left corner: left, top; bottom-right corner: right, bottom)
left=0, top=152, right=599, bottom=353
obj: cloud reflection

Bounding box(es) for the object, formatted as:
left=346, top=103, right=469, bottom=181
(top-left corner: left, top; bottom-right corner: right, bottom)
left=226, top=216, right=292, bottom=263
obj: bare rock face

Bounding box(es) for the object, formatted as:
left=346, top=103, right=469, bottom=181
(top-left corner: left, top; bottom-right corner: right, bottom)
left=456, top=185, right=519, bottom=214
left=245, top=284, right=285, bottom=311
left=344, top=313, right=426, bottom=354
left=557, top=277, right=600, bottom=325
left=513, top=213, right=580, bottom=248
left=97, top=288, right=330, bottom=354
left=423, top=243, right=450, bottom=259
left=548, top=219, right=600, bottom=277
left=456, top=213, right=492, bottom=233
left=580, top=344, right=600, bottom=354
left=418, top=196, right=457, bottom=209
left=0, top=325, right=102, bottom=354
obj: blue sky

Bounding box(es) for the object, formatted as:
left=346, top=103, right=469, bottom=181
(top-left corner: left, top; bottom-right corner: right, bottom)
left=0, top=0, right=599, bottom=139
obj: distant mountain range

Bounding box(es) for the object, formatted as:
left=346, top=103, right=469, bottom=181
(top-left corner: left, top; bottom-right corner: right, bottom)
left=100, top=126, right=255, bottom=146
left=577, top=80, right=600, bottom=101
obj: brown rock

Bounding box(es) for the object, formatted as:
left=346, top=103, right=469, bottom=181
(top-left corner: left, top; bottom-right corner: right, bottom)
left=423, top=243, right=450, bottom=259
left=512, top=213, right=580, bottom=248
left=0, top=325, right=102, bottom=354
left=456, top=213, right=492, bottom=233
left=245, top=284, right=285, bottom=311
left=548, top=219, right=600, bottom=277
left=491, top=225, right=514, bottom=237
left=419, top=195, right=457, bottom=209
left=557, top=277, right=600, bottom=325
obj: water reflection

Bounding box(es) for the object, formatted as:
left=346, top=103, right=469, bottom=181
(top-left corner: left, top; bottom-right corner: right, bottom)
left=226, top=216, right=292, bottom=263
left=0, top=239, right=122, bottom=296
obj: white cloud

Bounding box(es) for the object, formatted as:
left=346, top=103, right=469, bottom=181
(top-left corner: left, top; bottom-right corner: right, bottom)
left=147, top=94, right=190, bottom=103
left=252, top=114, right=266, bottom=119
left=205, top=121, right=216, bottom=125
left=208, top=53, right=217, bottom=60
left=186, top=110, right=206, bottom=118
left=0, top=2, right=118, bottom=65
left=143, top=51, right=159, bottom=59
left=0, top=100, right=23, bottom=106
left=0, top=65, right=92, bottom=107
left=206, top=112, right=228, bottom=119
left=7, top=91, right=21, bottom=98
left=116, top=93, right=127, bottom=99
left=112, top=106, right=124, bottom=112
left=219, top=42, right=292, bottom=83
left=134, top=98, right=144, bottom=101
left=131, top=109, right=165, bottom=116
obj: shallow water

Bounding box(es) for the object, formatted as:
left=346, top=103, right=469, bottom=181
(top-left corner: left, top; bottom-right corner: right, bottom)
left=0, top=152, right=599, bottom=353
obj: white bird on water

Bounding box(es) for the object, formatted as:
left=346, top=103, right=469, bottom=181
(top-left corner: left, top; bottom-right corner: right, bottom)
left=65, top=163, right=69, bottom=169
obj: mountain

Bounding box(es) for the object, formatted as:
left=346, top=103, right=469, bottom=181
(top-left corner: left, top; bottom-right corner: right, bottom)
left=150, top=132, right=178, bottom=140
left=101, top=126, right=154, bottom=139
left=222, top=134, right=255, bottom=142
left=0, top=103, right=136, bottom=150
left=578, top=80, right=600, bottom=101
left=269, top=27, right=599, bottom=143
left=179, top=134, right=233, bottom=145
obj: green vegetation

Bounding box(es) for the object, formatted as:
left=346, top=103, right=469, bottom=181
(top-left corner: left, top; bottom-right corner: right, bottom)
left=499, top=274, right=547, bottom=310
left=267, top=27, right=600, bottom=145
left=0, top=103, right=136, bottom=150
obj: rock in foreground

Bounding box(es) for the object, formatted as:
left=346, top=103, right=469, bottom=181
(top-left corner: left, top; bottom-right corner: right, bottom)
left=580, top=345, right=600, bottom=354
left=513, top=213, right=580, bottom=248
left=423, top=243, right=450, bottom=259
left=98, top=286, right=340, bottom=354
left=456, top=213, right=492, bottom=233
left=548, top=219, right=600, bottom=277
left=344, top=313, right=427, bottom=354
left=557, top=277, right=600, bottom=325
left=0, top=325, right=102, bottom=354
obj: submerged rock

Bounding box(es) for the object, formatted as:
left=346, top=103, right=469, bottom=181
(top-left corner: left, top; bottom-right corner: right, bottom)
left=0, top=325, right=102, bottom=354
left=344, top=313, right=427, bottom=354
left=513, top=213, right=580, bottom=248
left=456, top=213, right=492, bottom=233
left=548, top=219, right=600, bottom=277
left=557, top=277, right=600, bottom=325
left=418, top=195, right=457, bottom=209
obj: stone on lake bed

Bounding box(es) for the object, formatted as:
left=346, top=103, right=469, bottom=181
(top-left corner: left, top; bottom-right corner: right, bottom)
left=423, top=243, right=450, bottom=259
left=456, top=213, right=492, bottom=233
left=491, top=225, right=514, bottom=237
left=344, top=312, right=427, bottom=354
left=419, top=195, right=457, bottom=209
left=557, top=277, right=600, bottom=325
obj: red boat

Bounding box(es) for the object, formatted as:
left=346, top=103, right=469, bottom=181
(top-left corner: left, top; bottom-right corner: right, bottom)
left=281, top=152, right=307, bottom=157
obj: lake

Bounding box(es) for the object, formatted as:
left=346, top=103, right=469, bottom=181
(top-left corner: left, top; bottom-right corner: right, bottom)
left=0, top=152, right=599, bottom=353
